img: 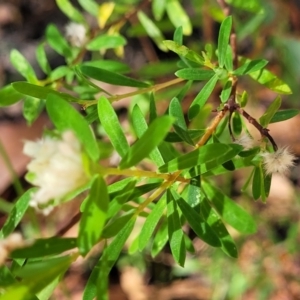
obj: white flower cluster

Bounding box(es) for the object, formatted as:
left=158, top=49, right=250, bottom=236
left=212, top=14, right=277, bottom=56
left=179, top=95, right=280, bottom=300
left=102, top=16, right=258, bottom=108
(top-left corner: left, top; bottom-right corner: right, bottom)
left=261, top=147, right=296, bottom=175
left=23, top=131, right=90, bottom=215
left=234, top=133, right=255, bottom=150
left=65, top=22, right=87, bottom=47
left=0, top=233, right=29, bottom=266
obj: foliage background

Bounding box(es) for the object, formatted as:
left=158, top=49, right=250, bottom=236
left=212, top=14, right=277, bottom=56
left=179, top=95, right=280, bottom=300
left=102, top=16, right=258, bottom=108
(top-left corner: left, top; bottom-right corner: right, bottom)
left=0, top=0, right=299, bottom=299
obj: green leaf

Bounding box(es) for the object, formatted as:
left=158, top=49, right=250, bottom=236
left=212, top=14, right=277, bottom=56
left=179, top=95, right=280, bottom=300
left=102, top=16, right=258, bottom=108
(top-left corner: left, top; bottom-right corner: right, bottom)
left=218, top=16, right=232, bottom=68
left=166, top=0, right=192, bottom=35
left=131, top=104, right=164, bottom=166
left=224, top=45, right=233, bottom=71
left=12, top=82, right=78, bottom=103
left=0, top=266, right=15, bottom=287
left=11, top=237, right=77, bottom=258
left=101, top=213, right=134, bottom=239
left=81, top=60, right=130, bottom=73
left=200, top=197, right=238, bottom=258
left=0, top=85, right=23, bottom=106
left=232, top=112, right=242, bottom=135
left=56, top=0, right=86, bottom=23
left=166, top=190, right=186, bottom=267
left=120, top=116, right=174, bottom=169
left=176, top=197, right=221, bottom=247
left=233, top=59, right=268, bottom=75
left=163, top=40, right=204, bottom=65
left=137, top=11, right=167, bottom=52
left=152, top=0, right=166, bottom=21
left=10, top=49, right=38, bottom=83
left=252, top=166, right=261, bottom=200
left=78, top=176, right=109, bottom=255
left=46, top=24, right=73, bottom=59
left=86, top=34, right=127, bottom=51
left=259, top=95, right=281, bottom=127
left=249, top=67, right=292, bottom=94
left=80, top=66, right=150, bottom=88
left=78, top=0, right=99, bottom=16
left=36, top=43, right=51, bottom=75
left=175, top=68, right=215, bottom=80
left=0, top=188, right=35, bottom=239
left=270, top=109, right=300, bottom=123
left=169, top=97, right=187, bottom=129
left=139, top=196, right=166, bottom=251
left=225, top=0, right=263, bottom=13
left=83, top=217, right=136, bottom=300
left=151, top=217, right=168, bottom=258
left=97, top=96, right=129, bottom=158
left=23, top=96, right=44, bottom=125
left=220, top=79, right=232, bottom=103
left=0, top=255, right=73, bottom=300
left=202, top=182, right=257, bottom=234
left=173, top=26, right=183, bottom=45
left=187, top=176, right=201, bottom=210
left=159, top=143, right=237, bottom=173
left=46, top=93, right=100, bottom=161
left=50, top=66, right=71, bottom=81
left=188, top=74, right=219, bottom=119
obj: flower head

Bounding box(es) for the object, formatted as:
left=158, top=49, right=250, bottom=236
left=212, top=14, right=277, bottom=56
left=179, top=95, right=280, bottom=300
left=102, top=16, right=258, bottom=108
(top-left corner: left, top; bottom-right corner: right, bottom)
left=234, top=133, right=255, bottom=150
left=65, top=22, right=87, bottom=47
left=23, top=131, right=90, bottom=214
left=260, top=147, right=296, bottom=175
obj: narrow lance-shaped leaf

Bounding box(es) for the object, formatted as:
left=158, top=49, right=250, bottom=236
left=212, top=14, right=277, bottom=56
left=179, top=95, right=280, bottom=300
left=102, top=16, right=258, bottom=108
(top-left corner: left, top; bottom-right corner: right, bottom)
left=36, top=43, right=51, bottom=75
left=78, top=0, right=99, bottom=16
left=0, top=85, right=23, bottom=107
left=259, top=95, right=281, bottom=127
left=175, top=196, right=221, bottom=247
left=166, top=190, right=186, bottom=267
left=152, top=0, right=166, bottom=21
left=11, top=237, right=77, bottom=258
left=270, top=109, right=300, bottom=123
left=218, top=16, right=232, bottom=68
left=175, top=68, right=215, bottom=81
left=45, top=24, right=73, bottom=59
left=202, top=182, right=257, bottom=234
left=78, top=176, right=109, bottom=255
left=80, top=66, right=150, bottom=88
left=120, top=115, right=174, bottom=169
left=10, top=50, right=38, bottom=83
left=97, top=96, right=129, bottom=158
left=83, top=217, right=136, bottom=300
left=0, top=255, right=74, bottom=300
left=159, top=143, right=233, bottom=173
left=56, top=0, right=86, bottom=23
left=252, top=166, right=262, bottom=200
left=137, top=11, right=168, bottom=52
left=200, top=197, right=238, bottom=258
left=131, top=104, right=164, bottom=166
left=233, top=59, right=268, bottom=75
left=139, top=195, right=166, bottom=251
left=0, top=188, right=36, bottom=239
left=46, top=94, right=100, bottom=161
left=188, top=73, right=219, bottom=119
left=12, top=82, right=78, bottom=102
left=86, top=34, right=126, bottom=51
left=163, top=41, right=204, bottom=65
left=166, top=0, right=192, bottom=35
left=249, top=65, right=292, bottom=94
left=151, top=217, right=168, bottom=258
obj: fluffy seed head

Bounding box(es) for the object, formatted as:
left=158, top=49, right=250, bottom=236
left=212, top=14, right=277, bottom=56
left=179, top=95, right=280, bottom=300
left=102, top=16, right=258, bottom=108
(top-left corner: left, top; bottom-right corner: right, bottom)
left=260, top=147, right=296, bottom=175
left=234, top=133, right=255, bottom=150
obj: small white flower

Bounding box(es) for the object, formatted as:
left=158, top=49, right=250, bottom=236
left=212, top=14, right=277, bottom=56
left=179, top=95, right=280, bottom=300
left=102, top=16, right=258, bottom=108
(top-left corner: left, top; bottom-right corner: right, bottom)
left=234, top=133, right=255, bottom=150
left=23, top=131, right=90, bottom=214
left=0, top=233, right=30, bottom=266
left=65, top=22, right=87, bottom=47
left=261, top=147, right=296, bottom=175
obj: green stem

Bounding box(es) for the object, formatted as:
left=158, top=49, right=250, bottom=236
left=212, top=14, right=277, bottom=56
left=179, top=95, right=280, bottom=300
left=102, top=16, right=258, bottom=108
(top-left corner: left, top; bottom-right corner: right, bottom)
left=0, top=138, right=24, bottom=196
left=80, top=77, right=185, bottom=107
